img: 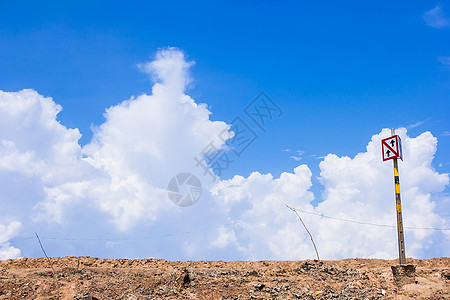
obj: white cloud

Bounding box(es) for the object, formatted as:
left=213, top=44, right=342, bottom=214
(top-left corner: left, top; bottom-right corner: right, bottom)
left=209, top=226, right=243, bottom=250
left=138, top=47, right=195, bottom=92
left=0, top=48, right=448, bottom=261
left=0, top=221, right=22, bottom=260
left=406, top=120, right=427, bottom=129
left=211, top=129, right=449, bottom=260
left=0, top=89, right=86, bottom=184
left=77, top=48, right=228, bottom=230
left=0, top=48, right=230, bottom=258
left=424, top=4, right=450, bottom=28
left=5, top=48, right=230, bottom=231
left=283, top=149, right=306, bottom=161
left=437, top=56, right=450, bottom=65
left=316, top=128, right=449, bottom=258
left=0, top=88, right=93, bottom=248
left=211, top=165, right=317, bottom=259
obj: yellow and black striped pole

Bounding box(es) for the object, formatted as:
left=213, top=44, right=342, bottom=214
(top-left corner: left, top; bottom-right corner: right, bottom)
left=391, top=128, right=406, bottom=265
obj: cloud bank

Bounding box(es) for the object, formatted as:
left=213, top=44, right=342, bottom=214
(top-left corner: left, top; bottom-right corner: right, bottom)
left=0, top=48, right=448, bottom=260
left=211, top=129, right=449, bottom=259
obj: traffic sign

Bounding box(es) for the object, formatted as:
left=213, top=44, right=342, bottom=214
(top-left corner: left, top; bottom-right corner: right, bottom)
left=383, top=129, right=408, bottom=267
left=382, top=135, right=402, bottom=161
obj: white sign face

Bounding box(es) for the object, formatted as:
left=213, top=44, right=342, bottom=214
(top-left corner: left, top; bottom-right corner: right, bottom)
left=385, top=136, right=397, bottom=151
left=382, top=135, right=403, bottom=161
left=382, top=142, right=396, bottom=161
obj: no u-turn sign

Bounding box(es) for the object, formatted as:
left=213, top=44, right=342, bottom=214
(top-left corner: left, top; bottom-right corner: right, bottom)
left=382, top=135, right=403, bottom=161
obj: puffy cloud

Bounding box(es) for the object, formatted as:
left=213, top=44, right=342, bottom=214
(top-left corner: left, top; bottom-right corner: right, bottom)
left=0, top=48, right=229, bottom=232
left=0, top=89, right=85, bottom=183
left=0, top=48, right=230, bottom=259
left=0, top=89, right=92, bottom=228
left=209, top=226, right=242, bottom=250
left=138, top=47, right=195, bottom=92
left=0, top=221, right=22, bottom=260
left=0, top=48, right=448, bottom=260
left=79, top=48, right=228, bottom=230
left=0, top=89, right=99, bottom=259
left=212, top=129, right=449, bottom=260
left=316, top=128, right=449, bottom=259
left=211, top=165, right=316, bottom=259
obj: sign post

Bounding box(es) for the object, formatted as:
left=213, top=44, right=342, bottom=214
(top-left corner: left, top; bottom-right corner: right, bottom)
left=382, top=129, right=416, bottom=285
left=382, top=129, right=406, bottom=265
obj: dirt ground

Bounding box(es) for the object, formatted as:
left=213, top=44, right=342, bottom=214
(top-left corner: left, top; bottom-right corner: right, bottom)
left=0, top=257, right=448, bottom=299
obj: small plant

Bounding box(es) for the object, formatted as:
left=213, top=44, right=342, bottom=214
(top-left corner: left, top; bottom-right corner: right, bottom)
left=36, top=270, right=53, bottom=277
left=72, top=260, right=85, bottom=275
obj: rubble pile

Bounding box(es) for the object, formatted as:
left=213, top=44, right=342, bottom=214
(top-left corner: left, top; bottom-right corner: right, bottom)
left=0, top=257, right=448, bottom=299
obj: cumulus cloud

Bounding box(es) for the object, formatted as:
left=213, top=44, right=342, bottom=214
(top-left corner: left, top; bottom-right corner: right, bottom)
left=424, top=3, right=450, bottom=28
left=0, top=48, right=230, bottom=258
left=212, top=129, right=449, bottom=260
left=0, top=221, right=22, bottom=260
left=138, top=47, right=195, bottom=92
left=316, top=128, right=449, bottom=258
left=211, top=165, right=317, bottom=259
left=0, top=89, right=93, bottom=238
left=0, top=48, right=448, bottom=260
left=78, top=48, right=228, bottom=230
left=8, top=48, right=230, bottom=232
left=209, top=226, right=243, bottom=251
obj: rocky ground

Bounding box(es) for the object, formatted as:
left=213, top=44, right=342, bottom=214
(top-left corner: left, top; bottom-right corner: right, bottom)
left=0, top=257, right=448, bottom=299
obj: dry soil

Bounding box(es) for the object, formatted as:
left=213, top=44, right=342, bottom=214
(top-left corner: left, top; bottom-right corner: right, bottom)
left=0, top=257, right=448, bottom=299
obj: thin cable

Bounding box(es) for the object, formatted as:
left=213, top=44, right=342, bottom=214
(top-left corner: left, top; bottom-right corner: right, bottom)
left=7, top=206, right=448, bottom=244
left=289, top=206, right=450, bottom=231
left=10, top=208, right=288, bottom=243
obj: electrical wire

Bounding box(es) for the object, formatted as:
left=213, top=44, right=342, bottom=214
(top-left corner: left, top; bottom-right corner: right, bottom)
left=7, top=205, right=449, bottom=244
left=288, top=206, right=450, bottom=231
left=9, top=208, right=289, bottom=243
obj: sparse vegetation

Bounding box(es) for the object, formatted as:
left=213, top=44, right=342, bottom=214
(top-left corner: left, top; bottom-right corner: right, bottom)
left=72, top=260, right=86, bottom=275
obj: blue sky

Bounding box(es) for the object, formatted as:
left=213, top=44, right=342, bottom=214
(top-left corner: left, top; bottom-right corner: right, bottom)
left=0, top=1, right=449, bottom=260
left=1, top=1, right=449, bottom=178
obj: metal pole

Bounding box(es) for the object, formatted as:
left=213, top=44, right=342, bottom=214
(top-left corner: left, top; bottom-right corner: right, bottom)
left=391, top=128, right=406, bottom=265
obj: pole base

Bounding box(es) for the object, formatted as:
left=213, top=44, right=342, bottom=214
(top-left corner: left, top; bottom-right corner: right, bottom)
left=391, top=264, right=416, bottom=286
